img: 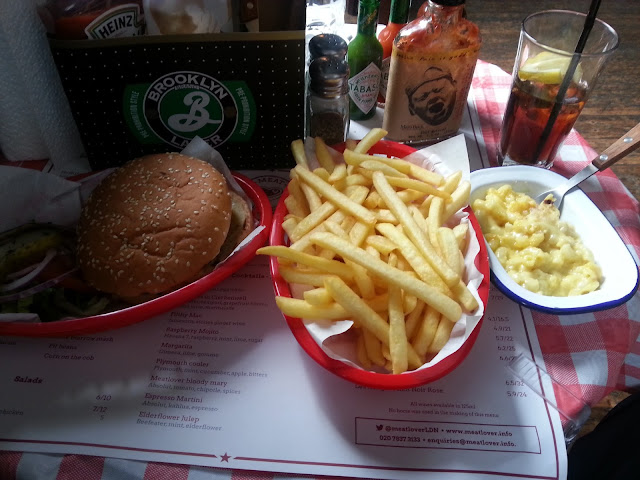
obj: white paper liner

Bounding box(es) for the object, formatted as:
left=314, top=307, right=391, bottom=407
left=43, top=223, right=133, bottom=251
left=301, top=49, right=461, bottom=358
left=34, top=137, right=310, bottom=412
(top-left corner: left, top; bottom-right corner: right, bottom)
left=290, top=134, right=486, bottom=374
left=0, top=137, right=262, bottom=323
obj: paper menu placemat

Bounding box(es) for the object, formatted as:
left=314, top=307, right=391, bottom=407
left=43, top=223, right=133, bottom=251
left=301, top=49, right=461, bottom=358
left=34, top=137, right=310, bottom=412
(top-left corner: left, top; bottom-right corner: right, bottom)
left=0, top=248, right=565, bottom=479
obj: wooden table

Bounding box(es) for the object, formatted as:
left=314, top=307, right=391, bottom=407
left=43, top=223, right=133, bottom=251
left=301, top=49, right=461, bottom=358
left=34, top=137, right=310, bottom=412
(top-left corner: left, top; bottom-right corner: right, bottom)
left=459, top=0, right=640, bottom=200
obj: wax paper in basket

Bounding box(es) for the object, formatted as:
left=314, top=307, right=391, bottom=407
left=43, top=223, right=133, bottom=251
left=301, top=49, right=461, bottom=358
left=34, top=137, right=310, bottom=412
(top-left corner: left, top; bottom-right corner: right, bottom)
left=290, top=134, right=486, bottom=372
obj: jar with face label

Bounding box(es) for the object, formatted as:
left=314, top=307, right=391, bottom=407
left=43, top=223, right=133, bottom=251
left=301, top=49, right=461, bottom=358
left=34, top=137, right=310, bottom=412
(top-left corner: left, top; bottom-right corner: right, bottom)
left=382, top=0, right=481, bottom=146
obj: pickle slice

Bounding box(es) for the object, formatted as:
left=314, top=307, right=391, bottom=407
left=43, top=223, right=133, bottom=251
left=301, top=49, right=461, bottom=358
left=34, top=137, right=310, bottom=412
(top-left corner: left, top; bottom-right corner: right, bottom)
left=0, top=225, right=72, bottom=283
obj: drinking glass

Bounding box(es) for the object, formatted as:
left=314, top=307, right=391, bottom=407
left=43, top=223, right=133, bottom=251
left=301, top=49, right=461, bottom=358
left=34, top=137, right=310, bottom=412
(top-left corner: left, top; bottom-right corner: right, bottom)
left=498, top=10, right=618, bottom=168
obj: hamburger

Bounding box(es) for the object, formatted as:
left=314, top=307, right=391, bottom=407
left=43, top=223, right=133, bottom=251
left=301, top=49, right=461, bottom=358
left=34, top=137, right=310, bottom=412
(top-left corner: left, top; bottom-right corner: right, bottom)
left=76, top=153, right=253, bottom=301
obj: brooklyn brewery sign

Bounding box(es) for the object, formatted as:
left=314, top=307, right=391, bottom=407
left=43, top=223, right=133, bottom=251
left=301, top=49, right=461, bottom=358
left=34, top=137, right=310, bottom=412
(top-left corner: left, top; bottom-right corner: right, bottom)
left=131, top=71, right=253, bottom=149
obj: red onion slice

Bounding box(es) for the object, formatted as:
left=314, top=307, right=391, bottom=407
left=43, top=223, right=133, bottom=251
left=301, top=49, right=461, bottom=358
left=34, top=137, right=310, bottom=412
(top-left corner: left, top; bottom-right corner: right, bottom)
left=1, top=249, right=58, bottom=292
left=0, top=268, right=78, bottom=303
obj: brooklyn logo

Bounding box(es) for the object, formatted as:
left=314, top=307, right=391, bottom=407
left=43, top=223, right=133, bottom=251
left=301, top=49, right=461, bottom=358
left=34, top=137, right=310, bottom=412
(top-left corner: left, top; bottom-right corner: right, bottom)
left=143, top=71, right=238, bottom=149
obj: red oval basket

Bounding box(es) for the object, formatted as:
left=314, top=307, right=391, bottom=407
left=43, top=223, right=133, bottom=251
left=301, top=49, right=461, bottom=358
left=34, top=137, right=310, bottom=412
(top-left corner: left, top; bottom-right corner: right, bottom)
left=268, top=140, right=490, bottom=390
left=0, top=172, right=272, bottom=338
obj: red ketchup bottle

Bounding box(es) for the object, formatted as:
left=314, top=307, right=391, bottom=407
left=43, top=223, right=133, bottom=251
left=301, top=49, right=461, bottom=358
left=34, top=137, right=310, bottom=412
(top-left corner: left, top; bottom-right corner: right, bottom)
left=46, top=0, right=145, bottom=40
left=376, top=0, right=410, bottom=107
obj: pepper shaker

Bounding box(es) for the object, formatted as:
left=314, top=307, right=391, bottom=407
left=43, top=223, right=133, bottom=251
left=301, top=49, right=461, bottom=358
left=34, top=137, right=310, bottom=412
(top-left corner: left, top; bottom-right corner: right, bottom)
left=307, top=56, right=350, bottom=146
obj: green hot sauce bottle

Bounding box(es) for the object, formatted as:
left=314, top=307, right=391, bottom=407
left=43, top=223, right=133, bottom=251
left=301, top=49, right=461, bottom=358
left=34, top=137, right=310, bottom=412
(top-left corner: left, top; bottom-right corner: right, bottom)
left=347, top=0, right=383, bottom=120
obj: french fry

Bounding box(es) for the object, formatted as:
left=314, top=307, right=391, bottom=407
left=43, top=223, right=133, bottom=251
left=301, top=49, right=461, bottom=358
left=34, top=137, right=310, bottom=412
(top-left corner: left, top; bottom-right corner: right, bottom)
left=344, top=149, right=412, bottom=174
left=315, top=137, right=335, bottom=173
left=278, top=265, right=339, bottom=287
left=364, top=190, right=382, bottom=209
left=263, top=130, right=484, bottom=375
left=289, top=200, right=338, bottom=242
left=291, top=139, right=309, bottom=168
left=453, top=223, right=469, bottom=250
left=452, top=280, right=479, bottom=312
left=281, top=217, right=298, bottom=239
left=289, top=185, right=369, bottom=243
left=299, top=180, right=323, bottom=213
left=313, top=167, right=331, bottom=182
left=345, top=173, right=371, bottom=187
left=348, top=221, right=372, bottom=247
left=258, top=246, right=355, bottom=279
left=374, top=209, right=399, bottom=224
left=324, top=276, right=390, bottom=343
left=359, top=160, right=407, bottom=178
left=388, top=285, right=408, bottom=374
left=405, top=299, right=426, bottom=340
left=412, top=306, right=441, bottom=358
left=363, top=328, right=386, bottom=367
left=287, top=177, right=309, bottom=216
left=386, top=176, right=451, bottom=199
left=310, top=232, right=462, bottom=321
left=294, top=166, right=376, bottom=226
left=328, top=162, right=347, bottom=183
left=437, top=227, right=462, bottom=275
left=354, top=128, right=388, bottom=153
left=366, top=235, right=397, bottom=255
left=284, top=194, right=308, bottom=219
left=442, top=180, right=471, bottom=222
left=403, top=293, right=418, bottom=314
left=324, top=276, right=422, bottom=369
left=397, top=189, right=426, bottom=204
left=323, top=221, right=376, bottom=299
left=409, top=163, right=444, bottom=186
left=356, top=331, right=373, bottom=370
left=303, top=287, right=333, bottom=305
left=372, top=171, right=459, bottom=287
left=374, top=223, right=449, bottom=293
left=428, top=316, right=455, bottom=354
left=442, top=170, right=463, bottom=193
left=428, top=197, right=445, bottom=248
left=275, top=296, right=352, bottom=320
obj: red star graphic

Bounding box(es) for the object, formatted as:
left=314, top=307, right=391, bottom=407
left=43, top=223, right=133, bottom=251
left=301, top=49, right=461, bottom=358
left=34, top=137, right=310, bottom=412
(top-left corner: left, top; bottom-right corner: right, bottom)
left=220, top=452, right=231, bottom=462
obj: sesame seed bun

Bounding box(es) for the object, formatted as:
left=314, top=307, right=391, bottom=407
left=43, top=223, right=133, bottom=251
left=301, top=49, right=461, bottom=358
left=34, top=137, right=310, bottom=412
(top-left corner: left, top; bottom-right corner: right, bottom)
left=76, top=153, right=232, bottom=300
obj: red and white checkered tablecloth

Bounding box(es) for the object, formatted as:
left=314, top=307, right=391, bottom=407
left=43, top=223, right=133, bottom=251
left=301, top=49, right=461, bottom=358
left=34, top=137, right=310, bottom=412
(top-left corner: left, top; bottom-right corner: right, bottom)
left=1, top=60, right=639, bottom=480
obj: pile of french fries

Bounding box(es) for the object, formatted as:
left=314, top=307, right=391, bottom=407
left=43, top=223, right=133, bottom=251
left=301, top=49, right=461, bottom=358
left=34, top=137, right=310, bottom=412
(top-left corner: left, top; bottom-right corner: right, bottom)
left=258, top=128, right=479, bottom=375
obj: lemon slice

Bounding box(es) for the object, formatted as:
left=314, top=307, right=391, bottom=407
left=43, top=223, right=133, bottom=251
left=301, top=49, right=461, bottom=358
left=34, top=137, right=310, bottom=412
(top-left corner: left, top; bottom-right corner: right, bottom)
left=518, top=51, right=582, bottom=84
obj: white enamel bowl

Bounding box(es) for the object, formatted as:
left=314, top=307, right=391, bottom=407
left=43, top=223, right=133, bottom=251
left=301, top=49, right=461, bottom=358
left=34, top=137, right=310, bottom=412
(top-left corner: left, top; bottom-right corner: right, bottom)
left=470, top=166, right=639, bottom=314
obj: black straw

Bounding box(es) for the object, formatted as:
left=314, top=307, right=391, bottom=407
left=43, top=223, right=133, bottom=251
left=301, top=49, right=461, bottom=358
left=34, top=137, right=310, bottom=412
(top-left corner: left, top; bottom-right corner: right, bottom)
left=532, top=0, right=602, bottom=163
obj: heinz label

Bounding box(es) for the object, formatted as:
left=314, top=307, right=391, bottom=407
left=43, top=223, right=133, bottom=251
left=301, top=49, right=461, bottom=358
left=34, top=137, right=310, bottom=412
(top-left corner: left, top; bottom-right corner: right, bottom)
left=84, top=3, right=145, bottom=39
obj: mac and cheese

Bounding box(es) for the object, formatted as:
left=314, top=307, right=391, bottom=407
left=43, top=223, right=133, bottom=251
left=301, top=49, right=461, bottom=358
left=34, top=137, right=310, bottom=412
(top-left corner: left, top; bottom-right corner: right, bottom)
left=472, top=185, right=601, bottom=296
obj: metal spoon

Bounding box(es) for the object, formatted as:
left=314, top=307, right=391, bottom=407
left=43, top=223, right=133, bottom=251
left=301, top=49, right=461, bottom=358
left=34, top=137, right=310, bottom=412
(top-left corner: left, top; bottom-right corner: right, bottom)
left=535, top=121, right=640, bottom=210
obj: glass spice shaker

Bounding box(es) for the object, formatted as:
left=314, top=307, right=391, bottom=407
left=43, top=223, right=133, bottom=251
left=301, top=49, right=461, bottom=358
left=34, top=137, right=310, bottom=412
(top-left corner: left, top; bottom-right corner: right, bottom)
left=307, top=56, right=350, bottom=146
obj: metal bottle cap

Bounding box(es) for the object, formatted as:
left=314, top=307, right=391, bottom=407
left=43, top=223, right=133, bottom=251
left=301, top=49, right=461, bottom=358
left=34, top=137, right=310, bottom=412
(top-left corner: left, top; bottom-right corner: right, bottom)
left=431, top=0, right=465, bottom=5
left=309, top=56, right=349, bottom=98
left=309, top=34, right=348, bottom=60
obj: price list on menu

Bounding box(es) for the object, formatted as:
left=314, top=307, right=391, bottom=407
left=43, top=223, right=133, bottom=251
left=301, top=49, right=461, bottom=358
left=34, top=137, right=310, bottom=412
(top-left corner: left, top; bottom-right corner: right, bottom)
left=0, top=250, right=566, bottom=480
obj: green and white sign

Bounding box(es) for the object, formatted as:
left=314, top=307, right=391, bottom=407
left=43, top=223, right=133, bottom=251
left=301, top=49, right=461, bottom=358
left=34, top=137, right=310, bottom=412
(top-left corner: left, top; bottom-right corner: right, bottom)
left=124, top=71, right=256, bottom=149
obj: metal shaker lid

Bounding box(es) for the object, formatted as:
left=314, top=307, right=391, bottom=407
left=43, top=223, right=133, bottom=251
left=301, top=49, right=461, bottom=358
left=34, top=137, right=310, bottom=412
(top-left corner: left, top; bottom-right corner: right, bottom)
left=309, top=34, right=348, bottom=60
left=309, top=56, right=350, bottom=97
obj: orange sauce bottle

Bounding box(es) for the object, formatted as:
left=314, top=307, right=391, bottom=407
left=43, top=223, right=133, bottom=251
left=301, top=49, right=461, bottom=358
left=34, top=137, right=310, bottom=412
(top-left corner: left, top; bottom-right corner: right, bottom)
left=376, top=0, right=410, bottom=106
left=382, top=0, right=481, bottom=145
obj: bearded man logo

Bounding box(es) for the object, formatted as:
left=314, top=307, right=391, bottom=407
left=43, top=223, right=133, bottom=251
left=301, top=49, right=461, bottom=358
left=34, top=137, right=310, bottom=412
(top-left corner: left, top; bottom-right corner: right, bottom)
left=405, top=66, right=457, bottom=126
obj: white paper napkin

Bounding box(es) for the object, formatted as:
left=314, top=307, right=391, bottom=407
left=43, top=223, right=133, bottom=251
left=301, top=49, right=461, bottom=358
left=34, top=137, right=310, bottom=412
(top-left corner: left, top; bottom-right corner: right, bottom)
left=0, top=0, right=88, bottom=172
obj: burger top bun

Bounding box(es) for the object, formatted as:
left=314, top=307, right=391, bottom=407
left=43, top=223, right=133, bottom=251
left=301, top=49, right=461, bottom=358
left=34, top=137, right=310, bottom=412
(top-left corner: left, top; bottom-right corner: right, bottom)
left=77, top=153, right=232, bottom=300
